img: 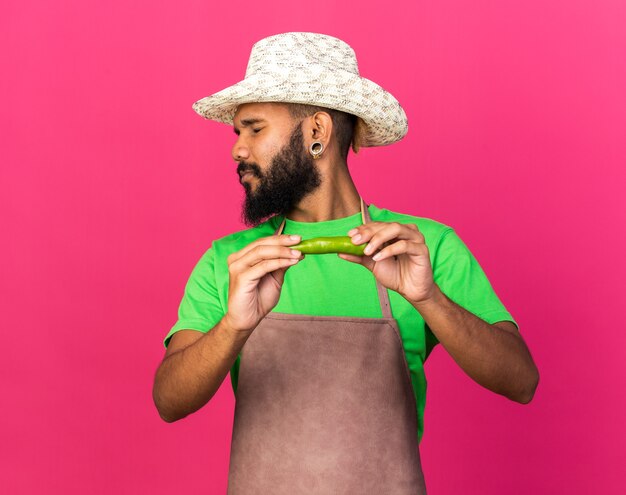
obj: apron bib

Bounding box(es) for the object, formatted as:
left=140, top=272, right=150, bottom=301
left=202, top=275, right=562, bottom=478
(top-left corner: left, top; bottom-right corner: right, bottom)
left=227, top=199, right=427, bottom=494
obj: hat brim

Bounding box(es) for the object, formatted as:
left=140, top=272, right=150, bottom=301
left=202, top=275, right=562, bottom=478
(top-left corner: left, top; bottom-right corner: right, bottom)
left=192, top=70, right=407, bottom=147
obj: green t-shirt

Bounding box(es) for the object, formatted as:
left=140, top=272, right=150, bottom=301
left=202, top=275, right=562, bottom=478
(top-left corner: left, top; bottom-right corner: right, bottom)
left=164, top=204, right=517, bottom=443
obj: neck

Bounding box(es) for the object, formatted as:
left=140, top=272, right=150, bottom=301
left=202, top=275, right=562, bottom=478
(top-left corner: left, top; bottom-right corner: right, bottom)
left=285, top=157, right=361, bottom=222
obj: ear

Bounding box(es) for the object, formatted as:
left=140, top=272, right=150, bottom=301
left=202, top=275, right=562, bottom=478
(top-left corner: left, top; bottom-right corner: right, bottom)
left=303, top=111, right=333, bottom=147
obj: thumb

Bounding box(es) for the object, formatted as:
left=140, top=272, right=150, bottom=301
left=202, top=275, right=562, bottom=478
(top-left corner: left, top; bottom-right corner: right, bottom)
left=269, top=266, right=289, bottom=288
left=337, top=253, right=376, bottom=271
left=270, top=255, right=303, bottom=287
left=337, top=253, right=361, bottom=263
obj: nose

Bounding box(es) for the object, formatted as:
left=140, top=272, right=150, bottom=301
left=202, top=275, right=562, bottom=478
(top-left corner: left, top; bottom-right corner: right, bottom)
left=231, top=135, right=250, bottom=162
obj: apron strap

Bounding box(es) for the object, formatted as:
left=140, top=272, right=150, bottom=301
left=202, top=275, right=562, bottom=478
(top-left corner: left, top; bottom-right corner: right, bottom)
left=361, top=199, right=393, bottom=319
left=273, top=198, right=393, bottom=319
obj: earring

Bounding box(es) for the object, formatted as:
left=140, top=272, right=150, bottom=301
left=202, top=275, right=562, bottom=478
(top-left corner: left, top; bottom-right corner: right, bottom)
left=309, top=141, right=324, bottom=159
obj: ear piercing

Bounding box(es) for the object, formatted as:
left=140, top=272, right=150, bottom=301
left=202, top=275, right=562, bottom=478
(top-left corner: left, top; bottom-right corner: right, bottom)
left=309, top=141, right=324, bottom=159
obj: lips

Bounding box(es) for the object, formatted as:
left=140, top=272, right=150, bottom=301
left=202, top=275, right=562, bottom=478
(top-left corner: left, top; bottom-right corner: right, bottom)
left=240, top=171, right=254, bottom=183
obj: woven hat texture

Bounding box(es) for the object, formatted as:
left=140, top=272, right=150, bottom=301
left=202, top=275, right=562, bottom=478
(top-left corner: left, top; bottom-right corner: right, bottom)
left=192, top=32, right=408, bottom=147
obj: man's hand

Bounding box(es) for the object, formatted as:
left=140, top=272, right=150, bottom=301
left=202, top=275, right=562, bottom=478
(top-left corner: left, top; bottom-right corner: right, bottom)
left=340, top=221, right=539, bottom=403
left=338, top=222, right=435, bottom=305
left=224, top=234, right=304, bottom=334
left=153, top=233, right=304, bottom=422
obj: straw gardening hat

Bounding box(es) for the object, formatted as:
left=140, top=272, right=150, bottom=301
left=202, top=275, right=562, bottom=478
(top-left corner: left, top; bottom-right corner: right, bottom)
left=192, top=32, right=408, bottom=147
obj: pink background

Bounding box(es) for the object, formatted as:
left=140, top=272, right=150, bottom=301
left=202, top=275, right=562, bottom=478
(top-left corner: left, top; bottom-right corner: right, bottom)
left=2, top=0, right=625, bottom=493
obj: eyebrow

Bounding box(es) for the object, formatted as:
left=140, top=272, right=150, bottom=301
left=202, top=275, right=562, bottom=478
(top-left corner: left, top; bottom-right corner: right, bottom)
left=233, top=118, right=266, bottom=134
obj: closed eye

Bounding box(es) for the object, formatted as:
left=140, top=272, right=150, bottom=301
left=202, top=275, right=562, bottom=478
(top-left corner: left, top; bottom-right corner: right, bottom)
left=252, top=128, right=262, bottom=134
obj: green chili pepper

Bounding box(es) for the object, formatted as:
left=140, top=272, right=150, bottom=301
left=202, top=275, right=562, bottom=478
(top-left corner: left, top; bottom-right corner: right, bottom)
left=291, top=236, right=366, bottom=255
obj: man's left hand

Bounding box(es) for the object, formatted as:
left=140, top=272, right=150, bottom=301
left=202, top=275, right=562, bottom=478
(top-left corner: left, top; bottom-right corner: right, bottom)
left=338, top=222, right=436, bottom=305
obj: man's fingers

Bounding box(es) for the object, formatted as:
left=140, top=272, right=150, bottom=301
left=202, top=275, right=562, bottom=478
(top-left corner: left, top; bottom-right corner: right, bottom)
left=245, top=257, right=302, bottom=282
left=269, top=265, right=289, bottom=287
left=371, top=240, right=426, bottom=261
left=228, top=234, right=301, bottom=264
left=337, top=253, right=376, bottom=271
left=337, top=253, right=362, bottom=263
left=352, top=223, right=424, bottom=257
left=230, top=244, right=303, bottom=274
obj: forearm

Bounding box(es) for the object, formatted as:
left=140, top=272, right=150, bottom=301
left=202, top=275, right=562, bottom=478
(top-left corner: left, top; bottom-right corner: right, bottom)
left=413, top=284, right=539, bottom=403
left=153, top=317, right=250, bottom=422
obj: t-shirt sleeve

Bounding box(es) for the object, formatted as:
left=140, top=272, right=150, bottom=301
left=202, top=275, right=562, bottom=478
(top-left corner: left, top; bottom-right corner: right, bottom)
left=428, top=228, right=518, bottom=348
left=163, top=246, right=225, bottom=348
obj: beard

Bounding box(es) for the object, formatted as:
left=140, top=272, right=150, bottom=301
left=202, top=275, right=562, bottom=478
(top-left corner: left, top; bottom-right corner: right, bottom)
left=237, top=123, right=322, bottom=227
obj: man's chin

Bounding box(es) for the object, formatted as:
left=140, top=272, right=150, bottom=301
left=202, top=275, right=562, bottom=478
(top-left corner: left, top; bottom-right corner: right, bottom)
left=242, top=199, right=279, bottom=227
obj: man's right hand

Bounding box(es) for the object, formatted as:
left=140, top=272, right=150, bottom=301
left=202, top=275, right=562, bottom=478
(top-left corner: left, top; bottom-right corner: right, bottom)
left=223, top=234, right=304, bottom=334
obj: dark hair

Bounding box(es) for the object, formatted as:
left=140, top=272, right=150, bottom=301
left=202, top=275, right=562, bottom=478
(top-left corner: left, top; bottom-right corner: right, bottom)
left=284, top=103, right=361, bottom=159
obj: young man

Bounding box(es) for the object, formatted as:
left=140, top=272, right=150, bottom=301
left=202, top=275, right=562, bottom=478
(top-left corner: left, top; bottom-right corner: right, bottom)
left=152, top=32, right=539, bottom=494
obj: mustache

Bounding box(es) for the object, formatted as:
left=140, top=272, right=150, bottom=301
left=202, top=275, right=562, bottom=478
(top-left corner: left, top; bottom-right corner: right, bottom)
left=237, top=162, right=262, bottom=178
